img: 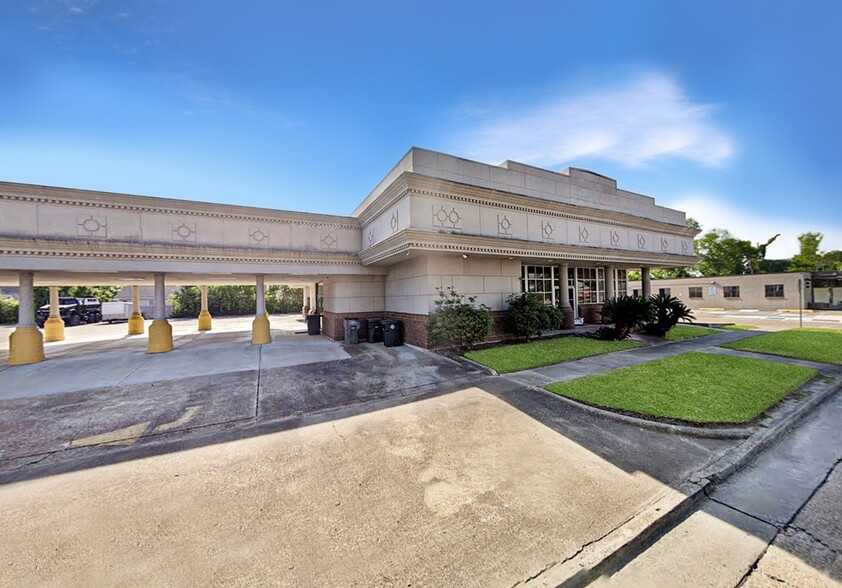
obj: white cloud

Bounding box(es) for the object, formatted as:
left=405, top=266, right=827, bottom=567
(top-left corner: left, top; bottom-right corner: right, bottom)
left=669, top=194, right=842, bottom=258
left=450, top=73, right=735, bottom=169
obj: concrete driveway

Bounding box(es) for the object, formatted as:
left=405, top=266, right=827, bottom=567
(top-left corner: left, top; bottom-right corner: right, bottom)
left=0, top=316, right=742, bottom=586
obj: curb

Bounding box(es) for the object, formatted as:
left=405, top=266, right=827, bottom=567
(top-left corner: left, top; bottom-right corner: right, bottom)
left=525, top=373, right=842, bottom=587
left=538, top=389, right=754, bottom=439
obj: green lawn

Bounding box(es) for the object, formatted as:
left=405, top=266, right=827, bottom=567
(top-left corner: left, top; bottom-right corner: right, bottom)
left=720, top=328, right=842, bottom=365
left=665, top=324, right=718, bottom=341
left=465, top=337, right=642, bottom=373
left=545, top=352, right=817, bottom=424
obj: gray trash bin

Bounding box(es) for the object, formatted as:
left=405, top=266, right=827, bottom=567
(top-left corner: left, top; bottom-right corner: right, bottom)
left=306, top=314, right=321, bottom=335
left=381, top=319, right=402, bottom=347
left=343, top=317, right=360, bottom=345
left=366, top=317, right=384, bottom=343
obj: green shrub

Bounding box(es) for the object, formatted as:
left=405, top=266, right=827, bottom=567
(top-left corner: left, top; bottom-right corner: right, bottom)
left=506, top=293, right=566, bottom=340
left=170, top=285, right=304, bottom=318
left=642, top=294, right=695, bottom=337
left=505, top=292, right=543, bottom=339
left=0, top=296, right=19, bottom=324
left=539, top=304, right=566, bottom=332
left=426, top=287, right=492, bottom=350
left=599, top=295, right=655, bottom=340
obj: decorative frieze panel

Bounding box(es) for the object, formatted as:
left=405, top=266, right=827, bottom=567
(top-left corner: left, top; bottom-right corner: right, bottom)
left=172, top=222, right=197, bottom=242
left=249, top=227, right=269, bottom=247
left=77, top=215, right=107, bottom=239
left=541, top=221, right=555, bottom=242
left=577, top=225, right=591, bottom=244
left=321, top=232, right=338, bottom=250
left=497, top=214, right=513, bottom=237
left=636, top=233, right=648, bottom=250
left=390, top=211, right=399, bottom=234
left=432, top=205, right=462, bottom=231
left=609, top=229, right=621, bottom=247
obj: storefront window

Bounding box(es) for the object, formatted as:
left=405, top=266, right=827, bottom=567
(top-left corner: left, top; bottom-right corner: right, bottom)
left=613, top=269, right=628, bottom=297
left=576, top=267, right=605, bottom=303
left=522, top=265, right=557, bottom=304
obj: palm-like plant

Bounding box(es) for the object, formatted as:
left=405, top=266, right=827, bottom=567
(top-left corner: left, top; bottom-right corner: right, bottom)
left=599, top=295, right=655, bottom=340
left=643, top=293, right=695, bottom=337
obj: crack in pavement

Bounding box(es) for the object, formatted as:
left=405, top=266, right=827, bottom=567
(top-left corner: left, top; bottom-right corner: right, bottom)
left=735, top=453, right=842, bottom=587
left=508, top=507, right=643, bottom=587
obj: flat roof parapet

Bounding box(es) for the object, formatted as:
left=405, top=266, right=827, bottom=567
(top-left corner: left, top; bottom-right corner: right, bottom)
left=352, top=147, right=686, bottom=226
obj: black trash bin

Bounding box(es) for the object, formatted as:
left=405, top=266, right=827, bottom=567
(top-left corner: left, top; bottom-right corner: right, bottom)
left=343, top=317, right=360, bottom=345
left=306, top=314, right=321, bottom=335
left=366, top=317, right=384, bottom=343
left=381, top=319, right=402, bottom=347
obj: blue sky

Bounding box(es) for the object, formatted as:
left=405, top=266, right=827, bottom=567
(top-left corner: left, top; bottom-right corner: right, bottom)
left=2, top=0, right=840, bottom=257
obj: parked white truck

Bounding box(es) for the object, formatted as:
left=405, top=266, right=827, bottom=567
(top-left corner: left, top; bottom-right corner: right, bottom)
left=101, top=301, right=134, bottom=322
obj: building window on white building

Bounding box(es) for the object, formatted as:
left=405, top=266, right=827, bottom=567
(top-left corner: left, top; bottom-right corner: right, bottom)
left=576, top=267, right=604, bottom=304
left=613, top=269, right=628, bottom=298
left=658, top=287, right=671, bottom=297
left=522, top=265, right=558, bottom=305
left=689, top=286, right=703, bottom=299
left=724, top=286, right=741, bottom=298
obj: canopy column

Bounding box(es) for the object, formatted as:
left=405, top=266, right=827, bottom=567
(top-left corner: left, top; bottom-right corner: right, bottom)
left=43, top=286, right=65, bottom=342
left=559, top=262, right=574, bottom=328
left=198, top=285, right=212, bottom=331
left=641, top=267, right=652, bottom=298
left=8, top=271, right=44, bottom=365
left=128, top=284, right=144, bottom=335
left=252, top=274, right=271, bottom=345
left=147, top=273, right=173, bottom=353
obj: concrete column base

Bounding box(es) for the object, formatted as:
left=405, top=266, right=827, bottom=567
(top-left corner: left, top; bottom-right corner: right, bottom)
left=147, top=319, right=173, bottom=353
left=43, top=316, right=65, bottom=342
left=198, top=311, right=212, bottom=331
left=251, top=314, right=271, bottom=345
left=8, top=325, right=45, bottom=365
left=128, top=313, right=145, bottom=335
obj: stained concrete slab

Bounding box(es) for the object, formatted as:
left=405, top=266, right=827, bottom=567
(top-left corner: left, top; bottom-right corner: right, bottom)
left=0, top=387, right=687, bottom=587
left=257, top=343, right=472, bottom=420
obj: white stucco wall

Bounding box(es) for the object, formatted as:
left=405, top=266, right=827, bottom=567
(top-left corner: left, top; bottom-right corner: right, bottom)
left=385, top=255, right=521, bottom=315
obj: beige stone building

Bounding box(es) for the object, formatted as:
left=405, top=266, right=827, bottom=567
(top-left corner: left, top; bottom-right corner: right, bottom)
left=628, top=271, right=840, bottom=311
left=0, top=147, right=697, bottom=364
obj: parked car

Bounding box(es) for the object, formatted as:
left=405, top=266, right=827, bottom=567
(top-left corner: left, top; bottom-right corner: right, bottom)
left=35, top=297, right=101, bottom=327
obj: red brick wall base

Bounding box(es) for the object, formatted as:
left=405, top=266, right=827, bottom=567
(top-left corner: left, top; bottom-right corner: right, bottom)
left=322, top=304, right=600, bottom=348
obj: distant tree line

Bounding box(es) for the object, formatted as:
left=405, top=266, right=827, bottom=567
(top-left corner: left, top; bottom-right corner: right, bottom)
left=170, top=285, right=303, bottom=318
left=631, top=219, right=841, bottom=280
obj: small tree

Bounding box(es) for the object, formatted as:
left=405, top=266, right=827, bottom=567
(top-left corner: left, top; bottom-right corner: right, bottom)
left=642, top=294, right=695, bottom=337
left=599, top=295, right=655, bottom=340
left=426, top=287, right=492, bottom=350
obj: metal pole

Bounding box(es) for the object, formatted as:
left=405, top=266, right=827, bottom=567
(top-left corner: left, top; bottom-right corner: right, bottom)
left=798, top=278, right=803, bottom=329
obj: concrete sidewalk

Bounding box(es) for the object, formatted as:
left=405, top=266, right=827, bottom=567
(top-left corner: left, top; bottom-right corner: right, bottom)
left=594, top=388, right=842, bottom=586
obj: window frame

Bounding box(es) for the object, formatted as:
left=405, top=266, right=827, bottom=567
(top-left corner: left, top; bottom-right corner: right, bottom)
left=688, top=286, right=703, bottom=299
left=764, top=284, right=785, bottom=298
left=723, top=285, right=741, bottom=299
